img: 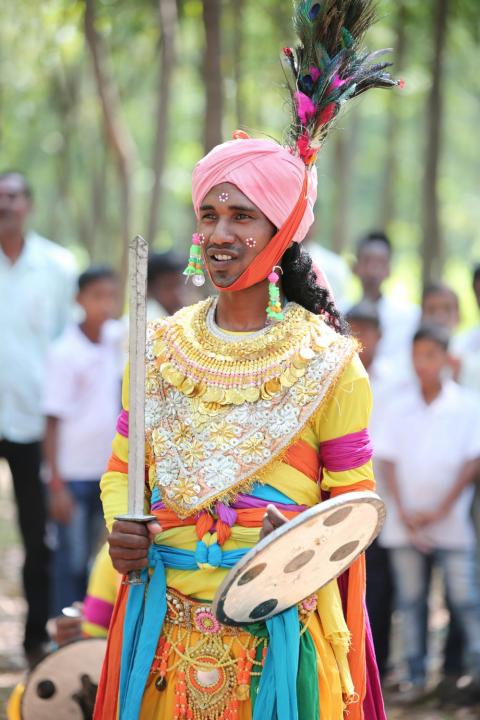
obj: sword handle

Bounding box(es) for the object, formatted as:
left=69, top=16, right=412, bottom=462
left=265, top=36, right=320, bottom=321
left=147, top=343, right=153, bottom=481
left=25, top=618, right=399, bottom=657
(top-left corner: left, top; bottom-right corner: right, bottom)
left=114, top=513, right=157, bottom=585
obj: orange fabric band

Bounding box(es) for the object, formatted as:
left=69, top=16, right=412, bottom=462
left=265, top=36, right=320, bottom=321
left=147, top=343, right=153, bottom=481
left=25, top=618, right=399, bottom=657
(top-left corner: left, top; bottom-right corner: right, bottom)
left=152, top=507, right=301, bottom=534
left=284, top=440, right=320, bottom=482
left=106, top=453, right=128, bottom=475
left=209, top=172, right=309, bottom=291
left=331, top=481, right=373, bottom=719
left=93, top=583, right=128, bottom=719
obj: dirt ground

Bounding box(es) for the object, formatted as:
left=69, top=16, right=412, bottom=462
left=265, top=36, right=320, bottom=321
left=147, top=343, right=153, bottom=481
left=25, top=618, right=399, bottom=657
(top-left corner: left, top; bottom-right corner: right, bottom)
left=0, top=460, right=479, bottom=720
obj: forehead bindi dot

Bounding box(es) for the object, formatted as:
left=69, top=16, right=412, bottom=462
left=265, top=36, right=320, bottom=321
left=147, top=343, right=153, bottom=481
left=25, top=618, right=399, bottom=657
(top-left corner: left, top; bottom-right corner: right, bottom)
left=218, top=192, right=229, bottom=203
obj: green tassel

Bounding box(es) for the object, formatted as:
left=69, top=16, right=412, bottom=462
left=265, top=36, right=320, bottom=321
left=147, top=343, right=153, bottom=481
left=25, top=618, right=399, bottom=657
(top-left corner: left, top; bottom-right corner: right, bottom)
left=266, top=268, right=285, bottom=321
left=183, top=235, right=205, bottom=287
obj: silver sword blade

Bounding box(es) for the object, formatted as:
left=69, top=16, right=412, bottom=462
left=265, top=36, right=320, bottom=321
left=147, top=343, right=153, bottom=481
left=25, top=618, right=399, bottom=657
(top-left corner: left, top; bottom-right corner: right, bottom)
left=127, top=235, right=148, bottom=517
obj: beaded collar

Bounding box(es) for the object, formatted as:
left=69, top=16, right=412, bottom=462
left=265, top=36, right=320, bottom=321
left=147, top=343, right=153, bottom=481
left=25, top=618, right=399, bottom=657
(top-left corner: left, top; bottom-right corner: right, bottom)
left=149, top=297, right=342, bottom=406
left=205, top=296, right=291, bottom=343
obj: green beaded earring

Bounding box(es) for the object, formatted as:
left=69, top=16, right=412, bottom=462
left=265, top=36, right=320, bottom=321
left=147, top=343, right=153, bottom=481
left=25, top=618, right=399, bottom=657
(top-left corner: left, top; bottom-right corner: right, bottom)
left=183, top=233, right=205, bottom=287
left=266, top=266, right=284, bottom=321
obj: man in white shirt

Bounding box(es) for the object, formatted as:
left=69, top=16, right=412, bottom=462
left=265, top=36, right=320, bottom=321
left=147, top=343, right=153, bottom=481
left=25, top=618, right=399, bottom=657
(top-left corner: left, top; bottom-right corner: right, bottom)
left=376, top=324, right=480, bottom=698
left=0, top=171, right=76, bottom=666
left=43, top=266, right=123, bottom=616
left=352, top=231, right=419, bottom=378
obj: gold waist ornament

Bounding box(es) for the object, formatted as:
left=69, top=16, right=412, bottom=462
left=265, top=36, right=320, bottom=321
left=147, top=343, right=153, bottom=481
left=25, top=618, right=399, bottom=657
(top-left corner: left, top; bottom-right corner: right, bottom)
left=149, top=588, right=317, bottom=720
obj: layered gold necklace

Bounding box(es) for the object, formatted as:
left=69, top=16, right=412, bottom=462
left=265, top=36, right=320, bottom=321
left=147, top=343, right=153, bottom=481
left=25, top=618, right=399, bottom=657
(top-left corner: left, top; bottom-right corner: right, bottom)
left=151, top=297, right=337, bottom=407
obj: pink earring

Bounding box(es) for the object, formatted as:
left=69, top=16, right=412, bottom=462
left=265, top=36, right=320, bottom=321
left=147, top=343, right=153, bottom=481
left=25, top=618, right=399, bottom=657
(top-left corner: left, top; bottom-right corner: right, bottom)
left=266, top=266, right=284, bottom=321
left=245, top=237, right=256, bottom=248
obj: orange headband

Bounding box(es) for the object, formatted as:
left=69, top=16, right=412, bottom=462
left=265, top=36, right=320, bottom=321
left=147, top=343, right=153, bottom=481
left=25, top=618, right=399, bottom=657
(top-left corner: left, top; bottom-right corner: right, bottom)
left=206, top=172, right=309, bottom=292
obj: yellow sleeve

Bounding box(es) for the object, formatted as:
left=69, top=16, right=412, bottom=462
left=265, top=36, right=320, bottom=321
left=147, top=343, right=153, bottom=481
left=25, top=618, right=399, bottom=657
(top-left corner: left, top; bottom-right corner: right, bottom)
left=82, top=543, right=121, bottom=637
left=313, top=353, right=375, bottom=492
left=100, top=365, right=129, bottom=532
left=6, top=684, right=24, bottom=720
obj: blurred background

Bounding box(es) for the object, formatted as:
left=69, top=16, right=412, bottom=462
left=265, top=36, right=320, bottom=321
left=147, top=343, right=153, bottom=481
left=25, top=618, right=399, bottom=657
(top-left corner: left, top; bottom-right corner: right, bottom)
left=1, top=1, right=480, bottom=718
left=1, top=0, right=479, bottom=313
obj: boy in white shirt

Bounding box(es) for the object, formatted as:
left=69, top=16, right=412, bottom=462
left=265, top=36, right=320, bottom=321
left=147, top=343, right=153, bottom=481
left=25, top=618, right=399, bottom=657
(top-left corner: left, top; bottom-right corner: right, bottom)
left=376, top=324, right=480, bottom=697
left=43, top=266, right=123, bottom=615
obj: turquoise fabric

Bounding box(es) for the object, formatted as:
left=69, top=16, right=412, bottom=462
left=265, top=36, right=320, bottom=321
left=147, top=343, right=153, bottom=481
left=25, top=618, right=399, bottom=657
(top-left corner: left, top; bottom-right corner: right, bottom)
left=253, top=606, right=300, bottom=720
left=250, top=482, right=295, bottom=504
left=119, top=559, right=166, bottom=719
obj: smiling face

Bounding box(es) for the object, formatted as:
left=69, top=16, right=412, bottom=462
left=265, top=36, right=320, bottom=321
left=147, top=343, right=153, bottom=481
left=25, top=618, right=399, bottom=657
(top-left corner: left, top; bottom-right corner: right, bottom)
left=198, top=182, right=276, bottom=288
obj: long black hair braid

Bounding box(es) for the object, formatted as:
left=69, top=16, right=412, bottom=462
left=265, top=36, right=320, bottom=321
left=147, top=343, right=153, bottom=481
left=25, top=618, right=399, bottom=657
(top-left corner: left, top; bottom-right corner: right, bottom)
left=280, top=243, right=348, bottom=335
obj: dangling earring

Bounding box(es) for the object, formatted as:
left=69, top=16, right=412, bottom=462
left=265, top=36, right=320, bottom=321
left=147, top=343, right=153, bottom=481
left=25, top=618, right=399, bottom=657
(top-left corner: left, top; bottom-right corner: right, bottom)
left=266, top=266, right=284, bottom=321
left=183, top=233, right=206, bottom=287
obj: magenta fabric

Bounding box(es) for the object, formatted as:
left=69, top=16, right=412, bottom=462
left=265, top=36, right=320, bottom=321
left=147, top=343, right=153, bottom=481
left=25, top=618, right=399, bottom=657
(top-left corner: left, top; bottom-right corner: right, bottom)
left=232, top=494, right=307, bottom=513
left=319, top=428, right=373, bottom=473
left=363, top=605, right=387, bottom=719
left=84, top=595, right=114, bottom=631
left=116, top=409, right=129, bottom=438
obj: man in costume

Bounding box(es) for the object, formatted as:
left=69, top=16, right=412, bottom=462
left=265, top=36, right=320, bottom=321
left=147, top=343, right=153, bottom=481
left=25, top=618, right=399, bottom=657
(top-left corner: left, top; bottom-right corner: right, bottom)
left=95, top=2, right=399, bottom=718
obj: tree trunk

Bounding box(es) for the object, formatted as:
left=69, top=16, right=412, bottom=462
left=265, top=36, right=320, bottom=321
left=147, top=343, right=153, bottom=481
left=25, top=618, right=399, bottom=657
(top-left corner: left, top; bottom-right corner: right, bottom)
left=90, top=138, right=108, bottom=261
left=147, top=0, right=178, bottom=248
left=330, top=112, right=359, bottom=254
left=49, top=67, right=80, bottom=246
left=202, top=0, right=223, bottom=152
left=422, top=0, right=448, bottom=285
left=232, top=0, right=245, bottom=129
left=380, top=1, right=407, bottom=229
left=84, top=0, right=136, bottom=296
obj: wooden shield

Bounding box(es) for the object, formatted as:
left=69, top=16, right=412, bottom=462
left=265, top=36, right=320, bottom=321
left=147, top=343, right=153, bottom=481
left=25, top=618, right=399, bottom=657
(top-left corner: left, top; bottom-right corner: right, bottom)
left=213, top=491, right=385, bottom=626
left=22, top=638, right=106, bottom=719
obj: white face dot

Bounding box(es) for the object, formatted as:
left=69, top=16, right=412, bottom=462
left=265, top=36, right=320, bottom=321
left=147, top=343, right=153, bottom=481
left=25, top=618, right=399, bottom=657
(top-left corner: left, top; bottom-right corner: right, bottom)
left=245, top=237, right=256, bottom=248
left=218, top=192, right=229, bottom=203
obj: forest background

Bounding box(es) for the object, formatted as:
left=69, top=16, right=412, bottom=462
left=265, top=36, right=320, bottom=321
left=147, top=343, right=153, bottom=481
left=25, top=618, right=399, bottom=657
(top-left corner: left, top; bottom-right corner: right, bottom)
left=1, top=0, right=479, bottom=323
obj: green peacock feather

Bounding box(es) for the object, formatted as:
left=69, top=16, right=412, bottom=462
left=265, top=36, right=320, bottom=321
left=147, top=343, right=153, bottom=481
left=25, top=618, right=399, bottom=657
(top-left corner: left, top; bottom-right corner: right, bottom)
left=283, top=0, right=400, bottom=165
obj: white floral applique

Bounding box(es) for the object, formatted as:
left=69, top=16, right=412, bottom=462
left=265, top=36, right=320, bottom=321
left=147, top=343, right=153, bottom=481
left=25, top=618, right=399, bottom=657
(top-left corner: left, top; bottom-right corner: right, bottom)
left=144, top=315, right=356, bottom=518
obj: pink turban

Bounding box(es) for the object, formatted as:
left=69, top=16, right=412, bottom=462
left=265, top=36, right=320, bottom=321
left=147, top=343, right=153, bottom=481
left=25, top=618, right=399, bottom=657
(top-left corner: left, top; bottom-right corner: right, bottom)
left=192, top=137, right=317, bottom=245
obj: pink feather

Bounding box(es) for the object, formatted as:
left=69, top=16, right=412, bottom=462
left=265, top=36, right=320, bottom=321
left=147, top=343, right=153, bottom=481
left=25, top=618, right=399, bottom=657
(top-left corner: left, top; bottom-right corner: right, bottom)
left=294, top=91, right=316, bottom=124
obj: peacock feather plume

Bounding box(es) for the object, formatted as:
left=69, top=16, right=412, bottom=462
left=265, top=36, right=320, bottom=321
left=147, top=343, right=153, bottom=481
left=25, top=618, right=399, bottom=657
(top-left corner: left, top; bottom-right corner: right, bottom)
left=283, top=0, right=401, bottom=166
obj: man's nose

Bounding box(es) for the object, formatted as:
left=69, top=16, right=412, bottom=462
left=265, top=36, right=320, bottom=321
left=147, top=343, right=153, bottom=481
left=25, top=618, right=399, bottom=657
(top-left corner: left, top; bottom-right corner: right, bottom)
left=209, top=219, right=235, bottom=245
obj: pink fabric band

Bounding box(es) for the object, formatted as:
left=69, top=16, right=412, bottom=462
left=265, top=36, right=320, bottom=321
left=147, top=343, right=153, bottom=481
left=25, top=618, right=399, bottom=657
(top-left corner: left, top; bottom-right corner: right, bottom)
left=84, top=595, right=114, bottom=630
left=320, top=429, right=373, bottom=473
left=116, top=409, right=129, bottom=438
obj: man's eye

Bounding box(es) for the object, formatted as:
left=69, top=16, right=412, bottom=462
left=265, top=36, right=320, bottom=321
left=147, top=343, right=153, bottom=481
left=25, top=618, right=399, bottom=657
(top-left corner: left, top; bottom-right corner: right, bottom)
left=201, top=214, right=216, bottom=220
left=235, top=213, right=250, bottom=220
